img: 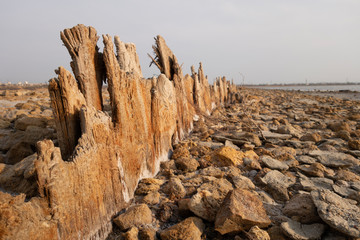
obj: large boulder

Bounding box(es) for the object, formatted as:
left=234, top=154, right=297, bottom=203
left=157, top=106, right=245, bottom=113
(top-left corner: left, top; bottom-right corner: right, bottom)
left=215, top=188, right=271, bottom=235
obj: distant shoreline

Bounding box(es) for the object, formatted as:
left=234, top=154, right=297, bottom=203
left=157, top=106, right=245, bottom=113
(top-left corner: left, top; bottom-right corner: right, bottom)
left=243, top=83, right=360, bottom=87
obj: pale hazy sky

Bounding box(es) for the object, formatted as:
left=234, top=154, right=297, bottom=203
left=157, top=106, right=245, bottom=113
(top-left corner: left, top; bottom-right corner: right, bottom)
left=0, top=0, right=359, bottom=84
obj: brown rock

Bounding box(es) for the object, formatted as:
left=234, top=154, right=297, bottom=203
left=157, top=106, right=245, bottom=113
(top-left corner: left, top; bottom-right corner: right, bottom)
left=172, top=145, right=190, bottom=160
left=14, top=116, right=47, bottom=131
left=141, top=191, right=160, bottom=205
left=160, top=217, right=205, bottom=240
left=163, top=177, right=186, bottom=199
left=328, top=121, right=351, bottom=132
left=0, top=119, right=11, bottom=129
left=335, top=130, right=351, bottom=141
left=348, top=139, right=360, bottom=150
left=267, top=225, right=287, bottom=240
left=334, top=169, right=360, bottom=182
left=246, top=226, right=270, bottom=240
left=135, top=178, right=163, bottom=195
left=282, top=193, right=321, bottom=224
left=175, top=157, right=199, bottom=172
left=189, top=178, right=233, bottom=221
left=114, top=204, right=152, bottom=231
left=5, top=142, right=34, bottom=165
left=139, top=227, right=156, bottom=240
left=0, top=153, right=38, bottom=197
left=213, top=146, right=244, bottom=166
left=300, top=132, right=322, bottom=142
left=215, top=189, right=271, bottom=235
left=123, top=227, right=139, bottom=240
left=298, top=163, right=326, bottom=178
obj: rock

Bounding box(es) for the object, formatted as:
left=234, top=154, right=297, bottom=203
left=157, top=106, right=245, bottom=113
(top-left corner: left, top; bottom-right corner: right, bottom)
left=0, top=153, right=38, bottom=197
left=160, top=160, right=177, bottom=170
left=267, top=226, right=287, bottom=240
left=225, top=140, right=240, bottom=150
left=231, top=175, right=256, bottom=190
left=282, top=193, right=321, bottom=223
left=262, top=131, right=292, bottom=140
left=309, top=150, right=358, bottom=168
left=246, top=225, right=270, bottom=240
left=260, top=155, right=289, bottom=171
left=157, top=202, right=179, bottom=223
left=300, top=133, right=322, bottom=142
left=197, top=141, right=223, bottom=149
left=141, top=191, right=160, bottom=205
left=14, top=116, right=47, bottom=130
left=281, top=219, right=325, bottom=240
left=332, top=182, right=359, bottom=201
left=159, top=217, right=205, bottom=240
left=276, top=125, right=302, bottom=138
left=263, top=202, right=290, bottom=225
left=311, top=189, right=360, bottom=238
left=335, top=130, right=351, bottom=141
left=298, top=163, right=326, bottom=177
left=243, top=157, right=262, bottom=170
left=213, top=146, right=244, bottom=166
left=114, top=204, right=152, bottom=231
left=300, top=177, right=334, bottom=192
left=172, top=145, right=191, bottom=160
left=348, top=139, right=360, bottom=150
left=123, top=227, right=139, bottom=240
left=215, top=188, right=271, bottom=234
left=163, top=177, right=186, bottom=199
left=232, top=132, right=262, bottom=147
left=328, top=122, right=351, bottom=132
left=175, top=157, right=199, bottom=172
left=333, top=169, right=360, bottom=182
left=139, top=227, right=156, bottom=240
left=5, top=141, right=34, bottom=165
left=260, top=170, right=296, bottom=201
left=0, top=119, right=11, bottom=129
left=189, top=178, right=233, bottom=221
left=296, top=155, right=317, bottom=164
left=135, top=178, right=163, bottom=195
left=200, top=166, right=224, bottom=178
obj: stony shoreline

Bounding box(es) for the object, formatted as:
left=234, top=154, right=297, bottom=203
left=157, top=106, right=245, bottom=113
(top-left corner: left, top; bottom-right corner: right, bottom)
left=1, top=87, right=360, bottom=239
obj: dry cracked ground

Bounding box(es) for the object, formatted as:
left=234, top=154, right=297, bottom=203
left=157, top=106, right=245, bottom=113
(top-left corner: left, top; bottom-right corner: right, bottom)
left=1, top=86, right=360, bottom=240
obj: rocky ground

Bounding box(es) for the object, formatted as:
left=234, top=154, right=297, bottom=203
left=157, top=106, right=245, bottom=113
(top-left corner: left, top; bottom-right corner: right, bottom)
left=1, top=87, right=360, bottom=239
left=108, top=88, right=360, bottom=240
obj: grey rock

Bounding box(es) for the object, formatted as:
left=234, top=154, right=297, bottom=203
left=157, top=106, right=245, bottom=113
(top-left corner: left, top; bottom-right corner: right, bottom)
left=261, top=170, right=296, bottom=201
left=311, top=189, right=360, bottom=238
left=300, top=177, right=334, bottom=192
left=197, top=141, right=223, bottom=149
left=260, top=155, right=289, bottom=171
left=262, top=131, right=292, bottom=140
left=296, top=155, right=317, bottom=164
left=281, top=219, right=325, bottom=240
left=309, top=150, right=358, bottom=168
left=225, top=140, right=240, bottom=150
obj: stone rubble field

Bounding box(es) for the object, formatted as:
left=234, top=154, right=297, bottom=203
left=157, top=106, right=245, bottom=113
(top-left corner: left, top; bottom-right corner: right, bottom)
left=1, top=87, right=360, bottom=240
